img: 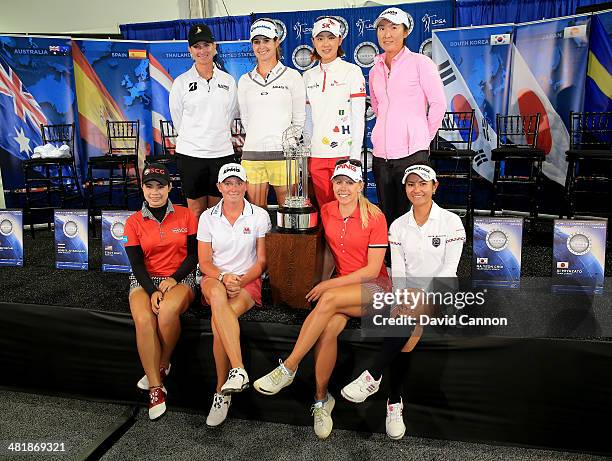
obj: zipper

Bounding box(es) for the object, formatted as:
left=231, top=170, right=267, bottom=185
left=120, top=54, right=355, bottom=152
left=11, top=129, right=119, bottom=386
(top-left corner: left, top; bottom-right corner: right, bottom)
left=383, top=63, right=390, bottom=161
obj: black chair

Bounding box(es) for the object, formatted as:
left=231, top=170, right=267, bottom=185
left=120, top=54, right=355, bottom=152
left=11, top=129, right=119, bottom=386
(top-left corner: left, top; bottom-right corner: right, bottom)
left=564, top=111, right=611, bottom=219
left=429, top=110, right=477, bottom=223
left=490, top=114, right=544, bottom=224
left=144, top=120, right=184, bottom=204
left=22, top=123, right=81, bottom=237
left=87, top=120, right=140, bottom=233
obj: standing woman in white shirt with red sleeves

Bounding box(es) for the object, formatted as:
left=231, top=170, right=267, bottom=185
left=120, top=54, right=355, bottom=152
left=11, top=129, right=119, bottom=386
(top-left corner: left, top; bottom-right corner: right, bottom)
left=303, top=16, right=366, bottom=208
left=238, top=19, right=306, bottom=207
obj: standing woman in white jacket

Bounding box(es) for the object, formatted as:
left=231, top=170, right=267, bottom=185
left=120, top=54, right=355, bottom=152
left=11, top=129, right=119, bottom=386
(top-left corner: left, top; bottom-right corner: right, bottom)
left=303, top=16, right=366, bottom=208
left=237, top=19, right=306, bottom=207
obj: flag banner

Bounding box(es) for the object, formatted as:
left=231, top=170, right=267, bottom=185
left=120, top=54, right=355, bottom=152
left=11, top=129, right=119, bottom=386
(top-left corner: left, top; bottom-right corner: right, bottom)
left=552, top=219, right=607, bottom=294
left=148, top=40, right=254, bottom=156
left=0, top=209, right=23, bottom=267
left=510, top=16, right=590, bottom=185
left=259, top=1, right=452, bottom=202
left=584, top=12, right=612, bottom=113
left=472, top=217, right=524, bottom=289
left=0, top=36, right=77, bottom=193
left=432, top=25, right=514, bottom=182
left=101, top=210, right=133, bottom=273
left=72, top=40, right=152, bottom=170
left=54, top=209, right=88, bottom=270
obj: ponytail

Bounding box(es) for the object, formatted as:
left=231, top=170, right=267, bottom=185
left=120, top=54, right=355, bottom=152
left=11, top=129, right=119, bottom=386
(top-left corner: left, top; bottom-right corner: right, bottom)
left=357, top=193, right=382, bottom=229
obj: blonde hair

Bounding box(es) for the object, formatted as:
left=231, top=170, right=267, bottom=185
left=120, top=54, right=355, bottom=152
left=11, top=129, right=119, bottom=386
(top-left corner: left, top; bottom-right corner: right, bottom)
left=357, top=193, right=382, bottom=229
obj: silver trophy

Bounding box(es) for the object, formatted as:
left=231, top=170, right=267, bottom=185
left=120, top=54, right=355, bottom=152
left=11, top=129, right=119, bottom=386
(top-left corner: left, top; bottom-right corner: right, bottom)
left=276, top=125, right=318, bottom=232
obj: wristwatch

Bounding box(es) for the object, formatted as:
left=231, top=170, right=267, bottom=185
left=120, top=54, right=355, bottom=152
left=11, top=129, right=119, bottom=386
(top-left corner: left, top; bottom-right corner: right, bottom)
left=217, top=272, right=226, bottom=282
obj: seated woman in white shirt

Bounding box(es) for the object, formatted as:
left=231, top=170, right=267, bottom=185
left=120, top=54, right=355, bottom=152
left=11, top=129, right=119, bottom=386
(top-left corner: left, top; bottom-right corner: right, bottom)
left=340, top=164, right=465, bottom=440
left=197, top=163, right=271, bottom=427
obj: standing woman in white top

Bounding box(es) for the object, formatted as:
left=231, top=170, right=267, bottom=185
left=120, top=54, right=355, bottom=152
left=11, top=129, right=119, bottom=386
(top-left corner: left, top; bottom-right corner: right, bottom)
left=169, top=24, right=239, bottom=220
left=341, top=164, right=465, bottom=440
left=238, top=19, right=306, bottom=207
left=303, top=17, right=366, bottom=207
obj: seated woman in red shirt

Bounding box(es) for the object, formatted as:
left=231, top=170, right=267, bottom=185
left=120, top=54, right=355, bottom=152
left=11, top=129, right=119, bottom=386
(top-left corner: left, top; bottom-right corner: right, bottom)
left=124, top=163, right=198, bottom=421
left=253, top=159, right=389, bottom=440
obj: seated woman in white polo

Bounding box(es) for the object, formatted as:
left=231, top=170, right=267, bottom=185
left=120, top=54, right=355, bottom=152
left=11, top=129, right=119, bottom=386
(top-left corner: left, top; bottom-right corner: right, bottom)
left=197, top=163, right=271, bottom=427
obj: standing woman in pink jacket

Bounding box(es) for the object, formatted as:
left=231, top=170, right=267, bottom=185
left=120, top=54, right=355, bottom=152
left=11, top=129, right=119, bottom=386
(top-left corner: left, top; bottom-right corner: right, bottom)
left=369, top=7, right=446, bottom=225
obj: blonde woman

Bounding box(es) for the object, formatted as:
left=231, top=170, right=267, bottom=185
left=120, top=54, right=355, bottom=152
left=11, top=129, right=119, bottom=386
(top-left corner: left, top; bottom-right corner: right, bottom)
left=253, top=159, right=389, bottom=440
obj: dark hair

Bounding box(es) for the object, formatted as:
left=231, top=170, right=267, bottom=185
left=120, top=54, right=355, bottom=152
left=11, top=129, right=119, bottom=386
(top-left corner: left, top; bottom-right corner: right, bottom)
left=311, top=45, right=345, bottom=62
left=377, top=22, right=409, bottom=46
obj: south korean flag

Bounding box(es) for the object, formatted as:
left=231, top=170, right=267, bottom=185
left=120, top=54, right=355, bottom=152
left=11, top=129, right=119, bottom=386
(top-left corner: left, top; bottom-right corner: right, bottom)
left=431, top=33, right=499, bottom=182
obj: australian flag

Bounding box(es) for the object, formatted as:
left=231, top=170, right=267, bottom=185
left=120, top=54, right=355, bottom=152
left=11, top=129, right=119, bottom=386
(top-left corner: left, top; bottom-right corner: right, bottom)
left=0, top=55, right=48, bottom=189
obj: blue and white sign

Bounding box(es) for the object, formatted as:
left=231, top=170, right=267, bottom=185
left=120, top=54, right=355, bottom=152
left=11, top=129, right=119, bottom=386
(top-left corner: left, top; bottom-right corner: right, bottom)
left=54, top=209, right=88, bottom=270
left=472, top=217, right=524, bottom=288
left=0, top=209, right=23, bottom=266
left=101, top=210, right=133, bottom=273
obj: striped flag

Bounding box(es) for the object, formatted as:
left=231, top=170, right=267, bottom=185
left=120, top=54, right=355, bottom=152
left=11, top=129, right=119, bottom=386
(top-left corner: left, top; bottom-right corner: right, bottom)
left=584, top=14, right=611, bottom=113
left=71, top=42, right=126, bottom=155
left=148, top=53, right=174, bottom=152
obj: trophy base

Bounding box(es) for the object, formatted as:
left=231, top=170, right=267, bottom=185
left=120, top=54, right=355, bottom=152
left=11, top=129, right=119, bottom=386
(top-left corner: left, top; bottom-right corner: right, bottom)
left=276, top=206, right=318, bottom=233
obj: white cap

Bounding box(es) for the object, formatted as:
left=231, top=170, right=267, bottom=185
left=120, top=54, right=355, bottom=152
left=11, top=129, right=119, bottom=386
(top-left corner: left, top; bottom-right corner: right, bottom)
left=250, top=19, right=277, bottom=40
left=374, top=7, right=411, bottom=29
left=331, top=160, right=363, bottom=182
left=402, top=164, right=437, bottom=183
left=218, top=163, right=247, bottom=183
left=312, top=17, right=342, bottom=38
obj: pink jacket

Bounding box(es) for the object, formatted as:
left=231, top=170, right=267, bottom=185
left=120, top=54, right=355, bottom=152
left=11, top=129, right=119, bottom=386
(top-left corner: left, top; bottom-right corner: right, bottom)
left=369, top=47, right=446, bottom=159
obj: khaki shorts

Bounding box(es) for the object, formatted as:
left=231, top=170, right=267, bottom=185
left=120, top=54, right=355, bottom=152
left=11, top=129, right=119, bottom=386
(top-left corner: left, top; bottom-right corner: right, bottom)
left=242, top=159, right=296, bottom=187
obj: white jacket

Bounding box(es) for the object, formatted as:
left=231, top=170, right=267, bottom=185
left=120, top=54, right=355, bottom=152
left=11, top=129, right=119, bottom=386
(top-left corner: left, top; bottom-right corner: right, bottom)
left=303, top=58, right=366, bottom=160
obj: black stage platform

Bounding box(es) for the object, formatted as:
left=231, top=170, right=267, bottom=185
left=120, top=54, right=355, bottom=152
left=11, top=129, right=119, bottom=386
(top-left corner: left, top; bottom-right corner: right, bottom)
left=1, top=230, right=612, bottom=456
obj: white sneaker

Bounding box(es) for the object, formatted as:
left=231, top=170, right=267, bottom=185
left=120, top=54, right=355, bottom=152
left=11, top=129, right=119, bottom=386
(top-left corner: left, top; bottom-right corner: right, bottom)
left=341, top=370, right=381, bottom=403
left=206, top=392, right=231, bottom=427
left=312, top=394, right=335, bottom=440
left=137, top=364, right=171, bottom=391
left=220, top=367, right=249, bottom=395
left=253, top=359, right=296, bottom=395
left=386, top=398, right=406, bottom=440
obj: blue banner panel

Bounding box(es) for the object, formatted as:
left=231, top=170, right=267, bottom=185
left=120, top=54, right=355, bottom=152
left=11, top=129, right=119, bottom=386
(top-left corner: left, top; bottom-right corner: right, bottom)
left=54, top=209, right=88, bottom=270
left=73, top=40, right=153, bottom=168
left=101, top=210, right=133, bottom=273
left=148, top=40, right=254, bottom=155
left=432, top=25, right=514, bottom=182
left=0, top=35, right=78, bottom=191
left=552, top=219, right=607, bottom=294
left=0, top=210, right=23, bottom=267
left=510, top=16, right=590, bottom=185
left=472, top=217, right=524, bottom=289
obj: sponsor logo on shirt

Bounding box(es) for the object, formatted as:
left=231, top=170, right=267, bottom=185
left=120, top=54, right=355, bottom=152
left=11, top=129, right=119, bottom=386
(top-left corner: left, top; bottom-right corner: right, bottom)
left=272, top=85, right=288, bottom=90
left=243, top=227, right=251, bottom=234
left=218, top=83, right=230, bottom=91
left=189, top=82, right=197, bottom=91
left=307, top=82, right=321, bottom=90
left=172, top=227, right=188, bottom=233
left=432, top=237, right=441, bottom=248
left=330, top=80, right=346, bottom=87
left=330, top=142, right=338, bottom=148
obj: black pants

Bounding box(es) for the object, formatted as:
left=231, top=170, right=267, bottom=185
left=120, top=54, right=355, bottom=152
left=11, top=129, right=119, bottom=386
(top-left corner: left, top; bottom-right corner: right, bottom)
left=372, top=150, right=430, bottom=225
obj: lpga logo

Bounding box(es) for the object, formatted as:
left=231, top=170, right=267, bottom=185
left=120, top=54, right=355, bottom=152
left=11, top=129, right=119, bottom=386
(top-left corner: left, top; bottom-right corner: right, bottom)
left=293, top=22, right=313, bottom=40
left=355, top=18, right=376, bottom=36
left=422, top=13, right=446, bottom=33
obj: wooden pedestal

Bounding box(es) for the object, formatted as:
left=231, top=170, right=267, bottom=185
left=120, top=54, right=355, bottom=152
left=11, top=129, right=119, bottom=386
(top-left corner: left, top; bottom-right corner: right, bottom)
left=266, top=228, right=324, bottom=309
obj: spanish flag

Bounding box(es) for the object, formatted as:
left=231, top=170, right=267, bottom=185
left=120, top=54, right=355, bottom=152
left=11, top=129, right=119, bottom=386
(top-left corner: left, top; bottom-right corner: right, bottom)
left=585, top=14, right=611, bottom=113
left=128, top=49, right=147, bottom=59
left=71, top=42, right=126, bottom=153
